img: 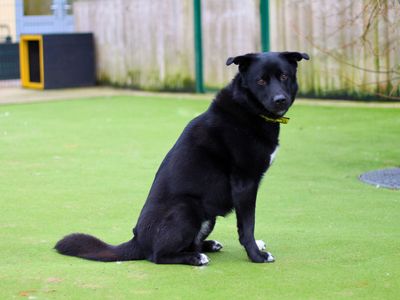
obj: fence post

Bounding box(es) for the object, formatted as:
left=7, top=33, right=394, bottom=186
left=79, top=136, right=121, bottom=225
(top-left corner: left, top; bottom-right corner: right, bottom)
left=193, top=0, right=205, bottom=93
left=260, top=0, right=270, bottom=52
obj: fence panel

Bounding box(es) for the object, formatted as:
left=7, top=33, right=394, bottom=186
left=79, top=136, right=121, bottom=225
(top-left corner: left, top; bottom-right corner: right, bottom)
left=202, top=0, right=260, bottom=88
left=270, top=0, right=400, bottom=99
left=75, top=0, right=195, bottom=91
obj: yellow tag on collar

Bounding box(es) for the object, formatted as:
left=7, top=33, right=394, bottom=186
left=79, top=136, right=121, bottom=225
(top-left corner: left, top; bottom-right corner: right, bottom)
left=260, top=115, right=290, bottom=124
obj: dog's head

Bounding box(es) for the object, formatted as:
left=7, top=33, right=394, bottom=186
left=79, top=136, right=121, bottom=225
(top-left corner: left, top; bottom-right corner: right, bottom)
left=226, top=51, right=309, bottom=118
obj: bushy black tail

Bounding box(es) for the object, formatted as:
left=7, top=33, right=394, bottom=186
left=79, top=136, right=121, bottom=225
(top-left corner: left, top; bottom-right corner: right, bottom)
left=54, top=233, right=145, bottom=262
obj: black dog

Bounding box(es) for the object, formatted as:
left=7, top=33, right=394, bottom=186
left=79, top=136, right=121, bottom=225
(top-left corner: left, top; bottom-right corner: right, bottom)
left=55, top=51, right=309, bottom=266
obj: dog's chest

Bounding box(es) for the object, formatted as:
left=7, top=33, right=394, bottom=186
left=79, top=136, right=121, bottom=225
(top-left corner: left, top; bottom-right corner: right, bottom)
left=269, top=145, right=279, bottom=165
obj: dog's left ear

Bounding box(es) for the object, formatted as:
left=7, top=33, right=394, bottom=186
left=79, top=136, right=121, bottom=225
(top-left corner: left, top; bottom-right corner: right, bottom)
left=280, top=52, right=310, bottom=65
left=226, top=53, right=257, bottom=72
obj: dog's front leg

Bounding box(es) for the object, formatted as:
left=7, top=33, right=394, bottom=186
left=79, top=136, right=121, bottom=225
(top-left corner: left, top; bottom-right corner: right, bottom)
left=232, top=177, right=273, bottom=263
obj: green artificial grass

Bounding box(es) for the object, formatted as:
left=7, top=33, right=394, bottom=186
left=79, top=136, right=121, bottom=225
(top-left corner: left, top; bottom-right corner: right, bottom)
left=0, top=95, right=399, bottom=299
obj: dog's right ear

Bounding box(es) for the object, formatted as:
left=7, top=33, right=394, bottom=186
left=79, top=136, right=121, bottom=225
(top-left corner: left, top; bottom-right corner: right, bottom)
left=226, top=53, right=256, bottom=72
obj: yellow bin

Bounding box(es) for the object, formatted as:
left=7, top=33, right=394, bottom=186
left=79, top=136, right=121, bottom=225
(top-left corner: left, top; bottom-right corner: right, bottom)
left=19, top=35, right=44, bottom=89
left=19, top=33, right=95, bottom=90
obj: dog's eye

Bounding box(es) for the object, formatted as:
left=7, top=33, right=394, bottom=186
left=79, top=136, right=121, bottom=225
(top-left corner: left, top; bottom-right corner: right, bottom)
left=257, top=79, right=267, bottom=86
left=280, top=74, right=288, bottom=81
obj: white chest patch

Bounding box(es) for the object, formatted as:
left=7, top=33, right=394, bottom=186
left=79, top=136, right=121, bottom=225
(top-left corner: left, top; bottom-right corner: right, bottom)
left=269, top=145, right=279, bottom=165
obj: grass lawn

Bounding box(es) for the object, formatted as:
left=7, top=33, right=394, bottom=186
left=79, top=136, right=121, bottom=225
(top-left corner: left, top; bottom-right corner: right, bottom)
left=0, top=94, right=399, bottom=299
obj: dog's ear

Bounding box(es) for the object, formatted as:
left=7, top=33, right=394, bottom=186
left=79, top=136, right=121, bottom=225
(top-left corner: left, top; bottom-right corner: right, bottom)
left=280, top=52, right=310, bottom=65
left=226, top=53, right=257, bottom=72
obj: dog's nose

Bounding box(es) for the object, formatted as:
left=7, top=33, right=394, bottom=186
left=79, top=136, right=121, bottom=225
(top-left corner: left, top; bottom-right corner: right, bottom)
left=273, top=95, right=287, bottom=105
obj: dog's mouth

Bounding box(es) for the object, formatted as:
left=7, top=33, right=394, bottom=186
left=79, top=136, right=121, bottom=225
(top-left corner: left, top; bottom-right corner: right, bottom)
left=260, top=95, right=291, bottom=119
left=246, top=90, right=290, bottom=119
left=274, top=109, right=288, bottom=117
left=262, top=105, right=289, bottom=119
left=271, top=95, right=291, bottom=117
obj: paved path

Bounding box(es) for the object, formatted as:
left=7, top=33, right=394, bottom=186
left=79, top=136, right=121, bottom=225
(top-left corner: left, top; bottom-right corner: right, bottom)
left=0, top=86, right=209, bottom=105
left=1, top=85, right=399, bottom=108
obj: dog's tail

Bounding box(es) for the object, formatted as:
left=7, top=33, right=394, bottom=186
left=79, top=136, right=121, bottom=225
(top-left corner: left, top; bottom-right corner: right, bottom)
left=54, top=233, right=145, bottom=262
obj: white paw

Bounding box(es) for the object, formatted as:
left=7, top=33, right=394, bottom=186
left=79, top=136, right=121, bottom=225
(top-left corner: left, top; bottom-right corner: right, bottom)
left=199, top=253, right=210, bottom=265
left=256, top=240, right=266, bottom=251
left=266, top=252, right=275, bottom=262
left=211, top=240, right=223, bottom=251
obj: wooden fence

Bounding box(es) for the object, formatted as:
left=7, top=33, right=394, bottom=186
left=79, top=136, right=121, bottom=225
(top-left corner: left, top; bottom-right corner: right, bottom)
left=75, top=0, right=400, bottom=99
left=75, top=0, right=195, bottom=91
left=270, top=0, right=400, bottom=99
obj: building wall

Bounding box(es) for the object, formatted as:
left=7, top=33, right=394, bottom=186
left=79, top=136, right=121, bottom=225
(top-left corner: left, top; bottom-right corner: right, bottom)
left=0, top=0, right=17, bottom=42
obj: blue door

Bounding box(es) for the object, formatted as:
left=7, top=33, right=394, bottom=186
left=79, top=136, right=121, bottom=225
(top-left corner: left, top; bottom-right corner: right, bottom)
left=16, top=0, right=75, bottom=40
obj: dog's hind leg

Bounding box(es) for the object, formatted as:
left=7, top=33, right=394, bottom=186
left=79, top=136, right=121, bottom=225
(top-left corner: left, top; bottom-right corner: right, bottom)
left=202, top=240, right=223, bottom=252
left=152, top=252, right=209, bottom=266
left=148, top=203, right=210, bottom=266
left=193, top=218, right=223, bottom=252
